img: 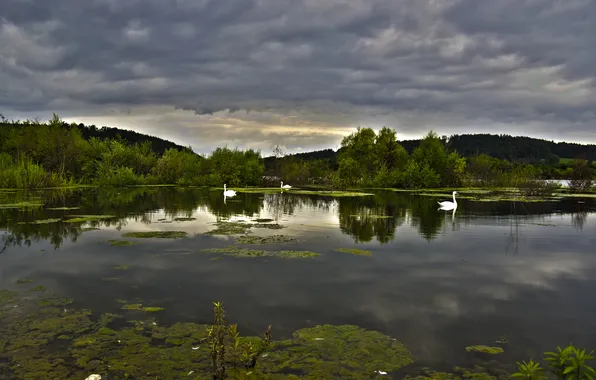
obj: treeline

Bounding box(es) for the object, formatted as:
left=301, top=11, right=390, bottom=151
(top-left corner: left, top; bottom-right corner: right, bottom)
left=0, top=114, right=263, bottom=188
left=265, top=134, right=596, bottom=166
left=0, top=115, right=594, bottom=192
left=266, top=127, right=594, bottom=192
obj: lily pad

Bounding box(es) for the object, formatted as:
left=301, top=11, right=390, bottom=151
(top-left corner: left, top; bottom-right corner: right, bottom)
left=204, top=221, right=253, bottom=235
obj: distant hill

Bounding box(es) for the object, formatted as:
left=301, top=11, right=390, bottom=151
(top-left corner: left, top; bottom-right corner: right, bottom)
left=265, top=134, right=596, bottom=165
left=70, top=123, right=191, bottom=155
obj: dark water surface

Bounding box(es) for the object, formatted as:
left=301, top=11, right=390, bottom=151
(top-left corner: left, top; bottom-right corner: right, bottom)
left=1, top=187, right=596, bottom=376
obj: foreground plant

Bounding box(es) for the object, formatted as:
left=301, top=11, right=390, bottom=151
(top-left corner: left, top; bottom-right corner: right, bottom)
left=207, top=301, right=272, bottom=379
left=512, top=359, right=545, bottom=380
left=544, top=344, right=596, bottom=380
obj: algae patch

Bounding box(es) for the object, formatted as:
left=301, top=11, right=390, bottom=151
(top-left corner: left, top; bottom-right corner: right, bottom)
left=64, top=214, right=116, bottom=223
left=204, top=221, right=253, bottom=235
left=29, top=285, right=47, bottom=292
left=121, top=303, right=164, bottom=312
left=465, top=345, right=504, bottom=354
left=112, top=265, right=130, bottom=270
left=235, top=235, right=298, bottom=245
left=122, top=231, right=187, bottom=238
left=15, top=278, right=34, bottom=284
left=0, top=201, right=44, bottom=209
left=107, top=239, right=138, bottom=247
left=201, top=246, right=319, bottom=259
left=259, top=324, right=413, bottom=377
left=17, top=218, right=62, bottom=225
left=334, top=248, right=373, bottom=256
left=46, top=206, right=80, bottom=211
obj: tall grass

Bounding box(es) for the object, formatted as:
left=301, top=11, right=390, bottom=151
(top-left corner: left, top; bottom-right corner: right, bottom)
left=0, top=153, right=74, bottom=189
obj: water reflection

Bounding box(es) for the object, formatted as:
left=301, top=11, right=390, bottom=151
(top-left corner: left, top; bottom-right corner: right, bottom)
left=1, top=188, right=595, bottom=252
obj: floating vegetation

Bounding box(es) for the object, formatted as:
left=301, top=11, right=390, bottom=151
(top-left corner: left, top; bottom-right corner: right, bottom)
left=173, top=217, right=196, bottom=221
left=495, top=336, right=509, bottom=344
left=122, top=231, right=187, bottom=239
left=46, top=206, right=80, bottom=211
left=101, top=277, right=122, bottom=282
left=291, top=190, right=374, bottom=197
left=259, top=324, right=413, bottom=377
left=17, top=218, right=62, bottom=225
left=121, top=304, right=164, bottom=312
left=465, top=345, right=504, bottom=354
left=29, top=285, right=47, bottom=292
left=254, top=223, right=285, bottom=229
left=15, top=278, right=34, bottom=284
left=201, top=246, right=319, bottom=259
left=112, top=265, right=130, bottom=271
left=334, top=248, right=373, bottom=256
left=235, top=235, right=298, bottom=245
left=37, top=296, right=75, bottom=307
left=405, top=366, right=501, bottom=380
left=253, top=218, right=274, bottom=223
left=82, top=227, right=100, bottom=231
left=64, top=215, right=116, bottom=223
left=349, top=214, right=393, bottom=219
left=204, top=221, right=253, bottom=235
left=107, top=239, right=137, bottom=247
left=0, top=289, right=17, bottom=306
left=0, top=201, right=44, bottom=209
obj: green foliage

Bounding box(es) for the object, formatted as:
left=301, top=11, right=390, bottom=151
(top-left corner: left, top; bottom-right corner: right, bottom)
left=568, top=159, right=593, bottom=193
left=512, top=360, right=546, bottom=380
left=544, top=345, right=596, bottom=380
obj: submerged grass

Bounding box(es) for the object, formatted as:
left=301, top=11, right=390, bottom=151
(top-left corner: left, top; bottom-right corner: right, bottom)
left=107, top=240, right=137, bottom=247
left=465, top=345, right=504, bottom=354
left=17, top=218, right=62, bottom=225
left=64, top=215, right=116, bottom=223
left=201, top=246, right=319, bottom=259
left=122, top=231, right=187, bottom=238
left=0, top=201, right=44, bottom=209
left=334, top=248, right=373, bottom=256
left=235, top=235, right=298, bottom=244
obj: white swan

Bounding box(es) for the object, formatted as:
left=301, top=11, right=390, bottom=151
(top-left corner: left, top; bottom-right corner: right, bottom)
left=281, top=181, right=292, bottom=190
left=438, top=191, right=458, bottom=210
left=223, top=184, right=236, bottom=197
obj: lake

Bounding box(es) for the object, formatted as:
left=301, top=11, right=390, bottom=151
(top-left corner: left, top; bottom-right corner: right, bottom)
left=1, top=187, right=595, bottom=379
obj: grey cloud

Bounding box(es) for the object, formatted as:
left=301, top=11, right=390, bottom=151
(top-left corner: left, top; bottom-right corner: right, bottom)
left=1, top=0, right=595, bottom=147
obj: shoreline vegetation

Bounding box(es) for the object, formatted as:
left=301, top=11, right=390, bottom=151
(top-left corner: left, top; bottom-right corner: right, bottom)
left=0, top=114, right=593, bottom=194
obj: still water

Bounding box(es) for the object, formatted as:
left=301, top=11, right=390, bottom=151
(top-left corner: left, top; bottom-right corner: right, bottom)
left=1, top=187, right=595, bottom=377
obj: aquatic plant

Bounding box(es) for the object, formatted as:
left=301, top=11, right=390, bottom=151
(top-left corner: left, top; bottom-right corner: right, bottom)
left=122, top=231, right=187, bottom=238
left=64, top=214, right=116, bottom=223
left=235, top=235, right=297, bottom=245
left=465, top=345, right=504, bottom=354
left=107, top=239, right=137, bottom=246
left=334, top=247, right=373, bottom=256
left=259, top=324, right=413, bottom=378
left=201, top=246, right=319, bottom=259
left=204, top=221, right=253, bottom=235
left=207, top=301, right=272, bottom=379
left=544, top=345, right=596, bottom=380
left=512, top=360, right=546, bottom=380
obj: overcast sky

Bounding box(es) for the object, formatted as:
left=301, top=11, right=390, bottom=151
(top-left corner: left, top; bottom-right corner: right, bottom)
left=1, top=0, right=595, bottom=154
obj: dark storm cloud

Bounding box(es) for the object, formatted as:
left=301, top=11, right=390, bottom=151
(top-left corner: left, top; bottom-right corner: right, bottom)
left=1, top=0, right=595, bottom=148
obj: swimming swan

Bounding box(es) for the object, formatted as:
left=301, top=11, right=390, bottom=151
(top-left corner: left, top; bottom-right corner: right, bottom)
left=281, top=181, right=292, bottom=190
left=223, top=184, right=236, bottom=197
left=438, top=191, right=458, bottom=210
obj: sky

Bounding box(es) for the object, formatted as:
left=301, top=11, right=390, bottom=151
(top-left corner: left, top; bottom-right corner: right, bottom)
left=1, top=0, right=595, bottom=155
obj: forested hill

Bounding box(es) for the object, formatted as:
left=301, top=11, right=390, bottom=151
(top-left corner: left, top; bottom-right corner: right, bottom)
left=265, top=134, right=596, bottom=164
left=70, top=123, right=190, bottom=155
left=0, top=115, right=190, bottom=156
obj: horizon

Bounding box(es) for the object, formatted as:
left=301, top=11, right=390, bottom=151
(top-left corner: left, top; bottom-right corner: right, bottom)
left=1, top=1, right=595, bottom=153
